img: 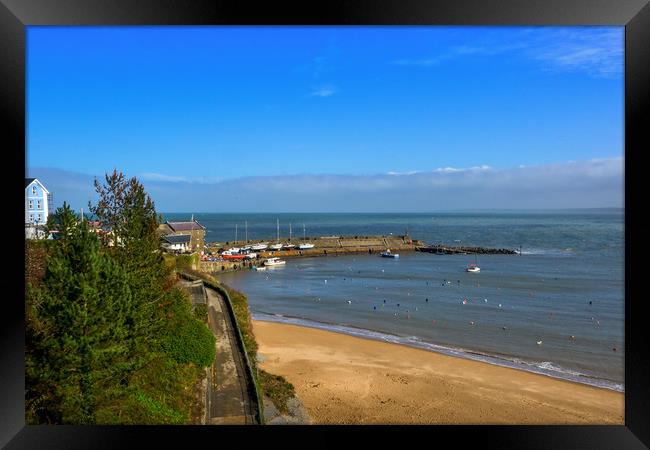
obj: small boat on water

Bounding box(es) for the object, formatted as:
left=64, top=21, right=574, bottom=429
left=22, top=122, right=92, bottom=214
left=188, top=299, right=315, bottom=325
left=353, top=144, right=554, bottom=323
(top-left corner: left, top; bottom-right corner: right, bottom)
left=465, top=254, right=480, bottom=272
left=252, top=265, right=267, bottom=271
left=381, top=249, right=399, bottom=258
left=264, top=257, right=286, bottom=267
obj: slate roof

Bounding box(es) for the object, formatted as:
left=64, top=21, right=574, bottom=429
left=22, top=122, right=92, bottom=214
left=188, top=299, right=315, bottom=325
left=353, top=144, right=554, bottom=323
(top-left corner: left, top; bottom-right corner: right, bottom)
left=162, top=234, right=191, bottom=244
left=166, top=221, right=205, bottom=232
left=25, top=178, right=50, bottom=193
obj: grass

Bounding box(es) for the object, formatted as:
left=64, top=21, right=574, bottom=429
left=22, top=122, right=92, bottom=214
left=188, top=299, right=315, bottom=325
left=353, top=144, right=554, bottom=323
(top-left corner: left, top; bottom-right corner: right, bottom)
left=258, top=370, right=295, bottom=414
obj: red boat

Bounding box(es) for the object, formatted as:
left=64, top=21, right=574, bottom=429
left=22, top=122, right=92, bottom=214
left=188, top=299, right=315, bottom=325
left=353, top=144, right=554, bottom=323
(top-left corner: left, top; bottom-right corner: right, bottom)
left=222, top=251, right=245, bottom=260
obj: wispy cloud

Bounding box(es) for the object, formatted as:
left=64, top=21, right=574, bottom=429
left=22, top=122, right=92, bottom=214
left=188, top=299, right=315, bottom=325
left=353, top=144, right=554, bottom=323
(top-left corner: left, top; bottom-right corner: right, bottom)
left=528, top=28, right=623, bottom=78
left=310, top=85, right=339, bottom=97
left=139, top=172, right=188, bottom=183
left=392, top=27, right=623, bottom=79
left=29, top=157, right=623, bottom=212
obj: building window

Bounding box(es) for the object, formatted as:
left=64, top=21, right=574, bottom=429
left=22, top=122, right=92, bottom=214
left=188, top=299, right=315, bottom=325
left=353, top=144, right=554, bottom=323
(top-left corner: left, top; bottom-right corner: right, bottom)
left=32, top=186, right=37, bottom=195
left=29, top=214, right=34, bottom=222
left=29, top=200, right=33, bottom=209
left=37, top=200, right=42, bottom=209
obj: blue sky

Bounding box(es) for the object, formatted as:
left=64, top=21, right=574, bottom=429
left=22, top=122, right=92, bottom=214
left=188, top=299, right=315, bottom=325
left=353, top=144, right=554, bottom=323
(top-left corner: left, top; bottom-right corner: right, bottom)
left=26, top=26, right=624, bottom=212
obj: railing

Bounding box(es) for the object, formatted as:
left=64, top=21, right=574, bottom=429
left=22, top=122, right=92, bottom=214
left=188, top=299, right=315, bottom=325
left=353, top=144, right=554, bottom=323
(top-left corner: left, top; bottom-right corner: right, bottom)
left=178, top=271, right=265, bottom=425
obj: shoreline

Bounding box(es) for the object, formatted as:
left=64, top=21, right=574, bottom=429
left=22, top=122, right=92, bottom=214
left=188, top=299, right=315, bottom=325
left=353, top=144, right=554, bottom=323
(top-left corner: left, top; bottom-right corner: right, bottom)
left=251, top=312, right=623, bottom=392
left=252, top=319, right=624, bottom=424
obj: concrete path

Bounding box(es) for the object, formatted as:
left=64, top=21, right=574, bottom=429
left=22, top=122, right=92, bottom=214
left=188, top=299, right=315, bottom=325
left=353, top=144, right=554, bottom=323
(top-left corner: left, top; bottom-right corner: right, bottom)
left=178, top=278, right=258, bottom=424
left=204, top=285, right=258, bottom=424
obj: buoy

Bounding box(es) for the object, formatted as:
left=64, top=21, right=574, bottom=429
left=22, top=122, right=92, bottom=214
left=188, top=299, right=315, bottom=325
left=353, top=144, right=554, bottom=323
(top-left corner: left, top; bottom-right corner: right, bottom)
left=469, top=321, right=475, bottom=325
left=347, top=300, right=352, bottom=304
left=425, top=298, right=429, bottom=302
left=462, top=299, right=467, bottom=305
left=484, top=299, right=488, bottom=303
left=498, top=304, right=502, bottom=308
left=570, top=335, right=576, bottom=340
left=502, top=326, right=507, bottom=330
left=536, top=340, right=543, bottom=345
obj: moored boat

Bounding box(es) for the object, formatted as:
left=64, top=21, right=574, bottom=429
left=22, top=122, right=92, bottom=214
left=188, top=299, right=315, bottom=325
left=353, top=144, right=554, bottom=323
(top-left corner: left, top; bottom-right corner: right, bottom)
left=381, top=249, right=399, bottom=258
left=264, top=257, right=286, bottom=266
left=251, top=243, right=268, bottom=251
left=299, top=223, right=315, bottom=250
left=222, top=251, right=246, bottom=260
left=466, top=254, right=480, bottom=272
left=269, top=219, right=283, bottom=250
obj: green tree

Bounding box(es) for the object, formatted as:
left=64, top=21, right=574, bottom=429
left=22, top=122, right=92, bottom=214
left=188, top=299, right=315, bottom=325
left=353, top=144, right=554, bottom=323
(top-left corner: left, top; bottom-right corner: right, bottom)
left=89, top=170, right=170, bottom=380
left=26, top=221, right=133, bottom=424
left=45, top=201, right=78, bottom=245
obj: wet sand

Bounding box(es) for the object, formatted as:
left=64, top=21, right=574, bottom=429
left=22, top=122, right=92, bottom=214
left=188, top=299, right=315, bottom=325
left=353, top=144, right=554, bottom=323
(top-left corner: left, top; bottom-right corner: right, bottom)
left=252, top=320, right=624, bottom=425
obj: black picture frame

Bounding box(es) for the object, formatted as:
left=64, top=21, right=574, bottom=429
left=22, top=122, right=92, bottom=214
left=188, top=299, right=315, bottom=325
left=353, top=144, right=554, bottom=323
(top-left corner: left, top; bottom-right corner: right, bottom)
left=2, top=0, right=648, bottom=448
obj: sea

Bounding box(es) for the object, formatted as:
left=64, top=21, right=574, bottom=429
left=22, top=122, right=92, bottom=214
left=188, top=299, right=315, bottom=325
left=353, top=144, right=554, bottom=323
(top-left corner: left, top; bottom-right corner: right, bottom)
left=161, top=210, right=625, bottom=391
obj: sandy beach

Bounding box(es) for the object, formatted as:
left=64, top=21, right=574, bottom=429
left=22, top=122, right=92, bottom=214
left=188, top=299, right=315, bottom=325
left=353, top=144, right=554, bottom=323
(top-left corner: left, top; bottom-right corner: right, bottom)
left=252, top=320, right=624, bottom=425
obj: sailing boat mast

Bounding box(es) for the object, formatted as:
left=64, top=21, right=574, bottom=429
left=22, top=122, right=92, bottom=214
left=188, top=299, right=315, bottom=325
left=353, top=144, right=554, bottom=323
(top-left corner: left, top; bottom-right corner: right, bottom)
left=235, top=224, right=238, bottom=243
left=289, top=223, right=292, bottom=242
left=276, top=218, right=280, bottom=243
left=245, top=220, right=248, bottom=243
left=303, top=223, right=306, bottom=240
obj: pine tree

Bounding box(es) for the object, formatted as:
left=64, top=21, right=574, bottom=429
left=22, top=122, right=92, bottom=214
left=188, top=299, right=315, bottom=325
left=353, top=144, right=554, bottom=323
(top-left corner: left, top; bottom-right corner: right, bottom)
left=26, top=221, right=133, bottom=423
left=89, top=171, right=171, bottom=381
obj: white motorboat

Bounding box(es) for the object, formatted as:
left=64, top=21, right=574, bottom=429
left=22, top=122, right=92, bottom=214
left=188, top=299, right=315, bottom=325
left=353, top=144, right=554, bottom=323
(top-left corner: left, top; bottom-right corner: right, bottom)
left=244, top=252, right=258, bottom=259
left=228, top=247, right=241, bottom=253
left=283, top=243, right=296, bottom=250
left=251, top=243, right=268, bottom=251
left=380, top=249, right=399, bottom=258
left=465, top=254, right=480, bottom=272
left=264, top=257, right=286, bottom=267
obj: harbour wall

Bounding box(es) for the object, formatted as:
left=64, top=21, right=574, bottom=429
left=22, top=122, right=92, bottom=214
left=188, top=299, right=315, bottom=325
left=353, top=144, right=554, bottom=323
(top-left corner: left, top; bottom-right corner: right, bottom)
left=197, top=235, right=516, bottom=274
